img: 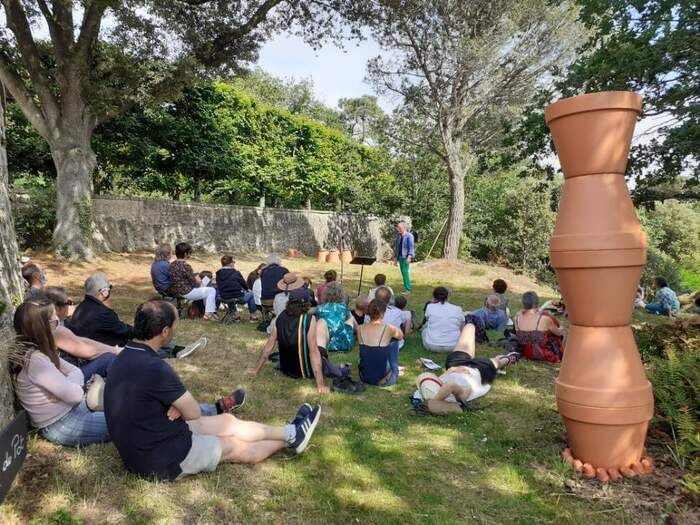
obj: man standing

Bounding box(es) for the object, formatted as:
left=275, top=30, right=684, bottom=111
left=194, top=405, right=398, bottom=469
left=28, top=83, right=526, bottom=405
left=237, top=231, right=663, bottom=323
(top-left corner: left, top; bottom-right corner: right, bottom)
left=392, top=222, right=415, bottom=293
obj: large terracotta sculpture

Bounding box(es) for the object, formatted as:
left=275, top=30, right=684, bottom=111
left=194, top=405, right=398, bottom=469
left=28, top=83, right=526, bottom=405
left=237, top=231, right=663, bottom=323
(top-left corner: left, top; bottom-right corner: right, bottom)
left=545, top=91, right=654, bottom=481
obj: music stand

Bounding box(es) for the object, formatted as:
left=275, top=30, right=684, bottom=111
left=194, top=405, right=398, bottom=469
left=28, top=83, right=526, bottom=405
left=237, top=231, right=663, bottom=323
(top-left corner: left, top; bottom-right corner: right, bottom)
left=350, top=256, right=377, bottom=296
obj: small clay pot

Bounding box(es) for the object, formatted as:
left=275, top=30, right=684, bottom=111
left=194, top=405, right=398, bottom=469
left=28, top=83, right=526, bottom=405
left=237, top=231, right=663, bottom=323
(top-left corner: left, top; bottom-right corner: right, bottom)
left=326, top=250, right=340, bottom=263
left=316, top=250, right=328, bottom=263
left=545, top=91, right=642, bottom=177
left=340, top=249, right=353, bottom=263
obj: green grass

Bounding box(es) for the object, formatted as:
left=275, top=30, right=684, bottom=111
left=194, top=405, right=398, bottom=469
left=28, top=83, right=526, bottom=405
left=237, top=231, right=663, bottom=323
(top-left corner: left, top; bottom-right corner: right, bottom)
left=0, top=255, right=690, bottom=524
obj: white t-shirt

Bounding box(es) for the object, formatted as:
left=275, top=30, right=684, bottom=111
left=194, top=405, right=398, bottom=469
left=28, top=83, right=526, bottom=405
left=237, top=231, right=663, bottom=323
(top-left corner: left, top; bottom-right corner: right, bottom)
left=381, top=305, right=409, bottom=349
left=441, top=369, right=491, bottom=402
left=252, top=278, right=262, bottom=306
left=422, top=302, right=465, bottom=349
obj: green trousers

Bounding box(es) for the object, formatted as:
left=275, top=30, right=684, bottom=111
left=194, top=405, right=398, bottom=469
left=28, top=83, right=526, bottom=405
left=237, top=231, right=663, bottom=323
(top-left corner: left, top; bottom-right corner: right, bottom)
left=398, top=257, right=412, bottom=291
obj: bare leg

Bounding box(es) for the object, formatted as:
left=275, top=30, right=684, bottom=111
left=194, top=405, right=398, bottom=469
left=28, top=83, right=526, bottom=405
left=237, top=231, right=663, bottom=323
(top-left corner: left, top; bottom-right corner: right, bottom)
left=188, top=414, right=287, bottom=442
left=453, top=323, right=476, bottom=357
left=433, top=382, right=470, bottom=402
left=219, top=437, right=287, bottom=464
left=316, top=318, right=330, bottom=350
left=490, top=356, right=510, bottom=370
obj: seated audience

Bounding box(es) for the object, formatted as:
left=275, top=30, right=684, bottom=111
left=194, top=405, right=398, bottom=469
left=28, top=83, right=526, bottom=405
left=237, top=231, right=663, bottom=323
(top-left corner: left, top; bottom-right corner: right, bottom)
left=216, top=255, right=259, bottom=321
left=42, top=286, right=119, bottom=377
left=22, top=263, right=46, bottom=301
left=317, top=270, right=337, bottom=304
left=12, top=301, right=110, bottom=446
left=246, top=263, right=266, bottom=290
left=352, top=295, right=369, bottom=326
left=393, top=295, right=414, bottom=335
left=315, top=282, right=355, bottom=352
left=248, top=288, right=347, bottom=388
left=374, top=286, right=411, bottom=349
left=641, top=276, right=680, bottom=317
left=260, top=254, right=289, bottom=306
left=513, top=291, right=566, bottom=363
left=169, top=242, right=218, bottom=320
left=358, top=299, right=403, bottom=386
left=467, top=294, right=508, bottom=330
left=67, top=272, right=204, bottom=359
left=415, top=323, right=520, bottom=415
left=105, top=300, right=320, bottom=480
left=368, top=274, right=394, bottom=302
left=151, top=244, right=173, bottom=296
left=492, top=279, right=510, bottom=314
left=421, top=286, right=465, bottom=352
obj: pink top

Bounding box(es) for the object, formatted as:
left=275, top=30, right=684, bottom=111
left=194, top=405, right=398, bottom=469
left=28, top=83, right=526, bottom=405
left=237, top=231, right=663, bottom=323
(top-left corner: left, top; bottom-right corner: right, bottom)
left=15, top=351, right=85, bottom=428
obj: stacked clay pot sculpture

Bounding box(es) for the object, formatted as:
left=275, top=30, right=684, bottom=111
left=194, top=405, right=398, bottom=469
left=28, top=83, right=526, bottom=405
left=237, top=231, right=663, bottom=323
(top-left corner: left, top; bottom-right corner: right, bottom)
left=545, top=91, right=654, bottom=481
left=340, top=249, right=353, bottom=263
left=316, top=250, right=329, bottom=263
left=326, top=250, right=340, bottom=264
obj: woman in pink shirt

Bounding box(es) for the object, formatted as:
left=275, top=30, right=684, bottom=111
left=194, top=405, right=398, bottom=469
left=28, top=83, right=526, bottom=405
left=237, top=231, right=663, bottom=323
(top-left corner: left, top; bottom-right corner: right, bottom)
left=12, top=301, right=110, bottom=446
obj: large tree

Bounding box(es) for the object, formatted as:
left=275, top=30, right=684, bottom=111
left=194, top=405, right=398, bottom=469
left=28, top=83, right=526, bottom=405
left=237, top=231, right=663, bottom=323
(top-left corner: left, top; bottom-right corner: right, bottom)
left=516, top=0, right=699, bottom=205
left=365, top=0, right=582, bottom=259
left=0, top=0, right=351, bottom=258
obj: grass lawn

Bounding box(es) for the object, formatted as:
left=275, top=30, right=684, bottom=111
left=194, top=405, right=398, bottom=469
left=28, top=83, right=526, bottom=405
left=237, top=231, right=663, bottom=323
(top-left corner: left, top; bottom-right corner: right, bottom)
left=0, top=254, right=693, bottom=524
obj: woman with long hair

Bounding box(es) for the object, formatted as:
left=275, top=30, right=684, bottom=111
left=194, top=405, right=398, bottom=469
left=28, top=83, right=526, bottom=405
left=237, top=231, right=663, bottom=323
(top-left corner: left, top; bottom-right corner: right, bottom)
left=12, top=301, right=110, bottom=446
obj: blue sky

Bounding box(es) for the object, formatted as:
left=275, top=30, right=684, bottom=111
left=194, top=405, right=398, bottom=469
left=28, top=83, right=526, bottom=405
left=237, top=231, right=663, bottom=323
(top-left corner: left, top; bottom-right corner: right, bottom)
left=257, top=33, right=394, bottom=110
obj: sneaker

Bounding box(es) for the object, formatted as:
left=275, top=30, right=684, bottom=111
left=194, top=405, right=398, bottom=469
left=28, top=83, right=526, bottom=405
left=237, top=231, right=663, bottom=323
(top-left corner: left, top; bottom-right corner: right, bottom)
left=215, top=388, right=246, bottom=413
left=289, top=405, right=321, bottom=455
left=176, top=336, right=208, bottom=359
left=497, top=351, right=521, bottom=366
left=289, top=403, right=313, bottom=426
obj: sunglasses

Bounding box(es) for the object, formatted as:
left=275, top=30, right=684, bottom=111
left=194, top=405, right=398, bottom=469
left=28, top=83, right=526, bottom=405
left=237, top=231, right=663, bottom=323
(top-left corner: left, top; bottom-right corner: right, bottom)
left=58, top=300, right=74, bottom=307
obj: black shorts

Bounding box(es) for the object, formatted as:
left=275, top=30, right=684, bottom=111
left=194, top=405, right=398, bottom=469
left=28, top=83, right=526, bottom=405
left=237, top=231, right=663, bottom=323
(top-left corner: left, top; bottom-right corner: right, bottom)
left=444, top=352, right=497, bottom=384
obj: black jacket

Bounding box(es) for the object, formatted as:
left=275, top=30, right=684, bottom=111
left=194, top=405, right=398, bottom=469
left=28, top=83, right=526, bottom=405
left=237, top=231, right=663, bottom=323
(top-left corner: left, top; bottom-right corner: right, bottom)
left=260, top=264, right=289, bottom=301
left=66, top=295, right=134, bottom=346
left=216, top=267, right=248, bottom=300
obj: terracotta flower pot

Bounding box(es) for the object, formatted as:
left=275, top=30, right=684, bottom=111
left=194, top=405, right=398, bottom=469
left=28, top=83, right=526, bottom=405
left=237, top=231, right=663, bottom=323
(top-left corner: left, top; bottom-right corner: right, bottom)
left=340, top=249, right=353, bottom=263
left=546, top=91, right=653, bottom=476
left=326, top=250, right=340, bottom=264
left=316, top=250, right=329, bottom=263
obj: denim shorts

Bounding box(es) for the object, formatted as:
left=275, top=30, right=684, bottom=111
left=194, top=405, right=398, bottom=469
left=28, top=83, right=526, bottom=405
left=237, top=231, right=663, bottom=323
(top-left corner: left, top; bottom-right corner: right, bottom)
left=41, top=400, right=110, bottom=447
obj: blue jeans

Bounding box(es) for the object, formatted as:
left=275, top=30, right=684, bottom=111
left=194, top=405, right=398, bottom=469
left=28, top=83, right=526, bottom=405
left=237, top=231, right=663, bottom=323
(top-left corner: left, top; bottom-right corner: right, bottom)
left=645, top=303, right=670, bottom=315
left=384, top=341, right=400, bottom=387
left=41, top=400, right=110, bottom=446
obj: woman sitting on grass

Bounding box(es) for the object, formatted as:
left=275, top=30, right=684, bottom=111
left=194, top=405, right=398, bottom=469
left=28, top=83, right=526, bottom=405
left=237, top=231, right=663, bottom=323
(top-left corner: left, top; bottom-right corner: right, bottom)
left=315, top=282, right=356, bottom=352
left=421, top=286, right=465, bottom=352
left=12, top=301, right=111, bottom=447
left=358, top=299, right=403, bottom=386
left=415, top=323, right=520, bottom=415
left=513, top=291, right=565, bottom=363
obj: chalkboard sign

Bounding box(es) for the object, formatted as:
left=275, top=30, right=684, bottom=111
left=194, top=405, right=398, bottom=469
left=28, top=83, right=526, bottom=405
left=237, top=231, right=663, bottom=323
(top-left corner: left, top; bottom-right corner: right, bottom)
left=0, top=411, right=29, bottom=504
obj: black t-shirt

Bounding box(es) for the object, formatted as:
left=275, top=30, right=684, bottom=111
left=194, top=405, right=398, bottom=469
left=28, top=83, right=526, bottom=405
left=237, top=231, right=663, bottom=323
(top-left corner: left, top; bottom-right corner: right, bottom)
left=276, top=311, right=313, bottom=379
left=104, top=341, right=191, bottom=480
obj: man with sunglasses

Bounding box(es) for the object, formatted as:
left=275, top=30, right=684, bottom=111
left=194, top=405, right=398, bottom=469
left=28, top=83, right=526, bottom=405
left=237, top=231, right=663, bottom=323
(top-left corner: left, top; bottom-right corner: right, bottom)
left=67, top=273, right=205, bottom=359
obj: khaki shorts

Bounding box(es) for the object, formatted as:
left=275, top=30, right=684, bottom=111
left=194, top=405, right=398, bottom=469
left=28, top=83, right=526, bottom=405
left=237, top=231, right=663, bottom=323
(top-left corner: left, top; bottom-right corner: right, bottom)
left=177, top=424, right=222, bottom=479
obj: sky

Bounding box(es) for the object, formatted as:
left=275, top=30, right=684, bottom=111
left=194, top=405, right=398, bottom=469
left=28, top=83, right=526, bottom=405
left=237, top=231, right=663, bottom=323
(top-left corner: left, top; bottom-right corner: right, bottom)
left=257, top=33, right=394, bottom=110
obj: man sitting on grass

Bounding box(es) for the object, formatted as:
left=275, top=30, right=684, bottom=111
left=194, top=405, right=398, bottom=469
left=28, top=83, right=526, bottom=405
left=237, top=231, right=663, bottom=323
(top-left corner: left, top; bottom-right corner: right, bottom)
left=105, top=300, right=321, bottom=481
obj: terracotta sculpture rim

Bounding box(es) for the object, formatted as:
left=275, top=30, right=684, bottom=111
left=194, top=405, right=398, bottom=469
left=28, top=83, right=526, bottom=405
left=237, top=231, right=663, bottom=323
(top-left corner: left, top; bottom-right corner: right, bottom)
left=545, top=91, right=643, bottom=125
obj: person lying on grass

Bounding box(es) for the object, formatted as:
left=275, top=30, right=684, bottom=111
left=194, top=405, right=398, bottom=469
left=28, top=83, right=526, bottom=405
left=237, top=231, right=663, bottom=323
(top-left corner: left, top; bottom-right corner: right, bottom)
left=415, top=323, right=520, bottom=415
left=105, top=300, right=321, bottom=481
left=247, top=288, right=347, bottom=393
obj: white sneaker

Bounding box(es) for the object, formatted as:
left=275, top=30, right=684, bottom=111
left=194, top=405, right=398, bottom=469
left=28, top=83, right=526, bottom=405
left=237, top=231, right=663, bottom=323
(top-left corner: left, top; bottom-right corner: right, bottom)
left=177, top=337, right=208, bottom=359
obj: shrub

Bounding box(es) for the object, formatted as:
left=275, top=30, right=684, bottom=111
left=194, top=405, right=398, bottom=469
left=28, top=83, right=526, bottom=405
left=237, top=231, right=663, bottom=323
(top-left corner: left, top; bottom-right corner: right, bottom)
left=638, top=201, right=700, bottom=267
left=640, top=246, right=682, bottom=292
left=11, top=175, right=56, bottom=250
left=635, top=322, right=700, bottom=495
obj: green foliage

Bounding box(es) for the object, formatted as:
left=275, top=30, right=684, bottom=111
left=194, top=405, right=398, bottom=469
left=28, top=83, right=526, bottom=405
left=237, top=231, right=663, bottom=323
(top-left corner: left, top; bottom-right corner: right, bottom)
left=641, top=247, right=683, bottom=291
left=680, top=268, right=700, bottom=291
left=11, top=175, right=56, bottom=250
left=635, top=322, right=700, bottom=495
left=463, top=167, right=559, bottom=278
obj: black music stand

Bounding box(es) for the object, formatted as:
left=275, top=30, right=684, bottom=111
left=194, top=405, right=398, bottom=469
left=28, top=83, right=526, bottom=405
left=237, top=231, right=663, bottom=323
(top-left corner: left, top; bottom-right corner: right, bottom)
left=350, top=256, right=377, bottom=296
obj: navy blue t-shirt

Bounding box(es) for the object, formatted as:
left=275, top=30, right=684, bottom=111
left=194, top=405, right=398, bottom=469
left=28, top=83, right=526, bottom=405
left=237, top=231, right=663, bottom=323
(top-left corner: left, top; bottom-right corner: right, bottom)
left=151, top=260, right=171, bottom=294
left=104, top=341, right=191, bottom=480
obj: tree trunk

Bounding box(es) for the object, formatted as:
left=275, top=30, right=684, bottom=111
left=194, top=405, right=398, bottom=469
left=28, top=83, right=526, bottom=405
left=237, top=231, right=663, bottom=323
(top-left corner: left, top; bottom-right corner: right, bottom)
left=442, top=138, right=468, bottom=260
left=50, top=137, right=96, bottom=260
left=0, top=91, right=22, bottom=427
left=193, top=175, right=202, bottom=202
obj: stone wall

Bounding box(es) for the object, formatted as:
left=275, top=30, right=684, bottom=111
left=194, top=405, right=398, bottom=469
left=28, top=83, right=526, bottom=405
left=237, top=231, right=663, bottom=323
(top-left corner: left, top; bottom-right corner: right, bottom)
left=92, top=197, right=402, bottom=259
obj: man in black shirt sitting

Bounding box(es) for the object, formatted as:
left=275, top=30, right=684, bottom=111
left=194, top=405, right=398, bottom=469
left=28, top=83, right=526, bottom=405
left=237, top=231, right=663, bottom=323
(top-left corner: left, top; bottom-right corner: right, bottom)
left=216, top=255, right=260, bottom=321
left=104, top=300, right=321, bottom=481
